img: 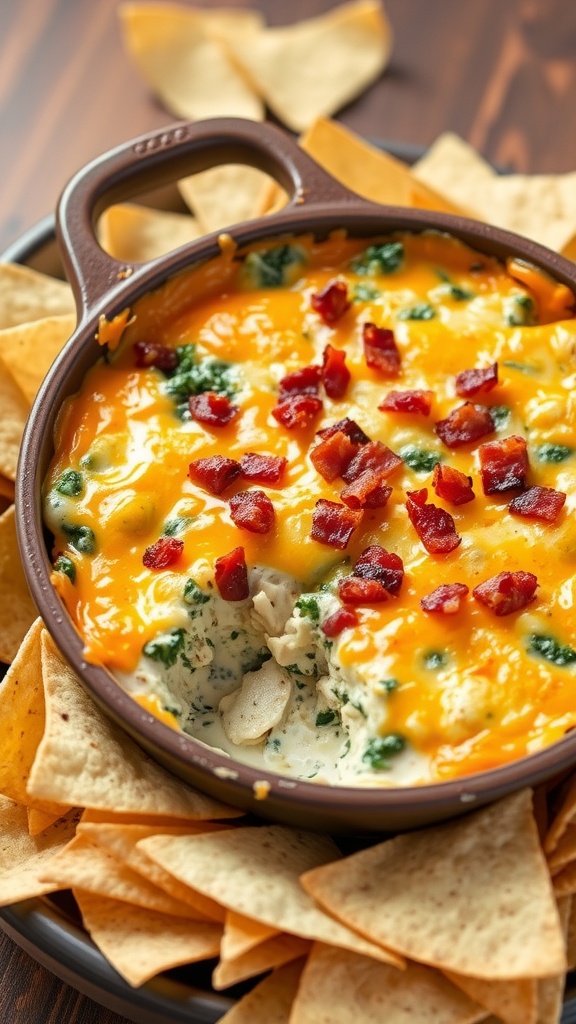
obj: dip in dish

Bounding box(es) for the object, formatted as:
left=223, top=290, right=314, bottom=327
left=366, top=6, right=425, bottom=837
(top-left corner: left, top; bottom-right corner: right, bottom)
left=43, top=229, right=576, bottom=788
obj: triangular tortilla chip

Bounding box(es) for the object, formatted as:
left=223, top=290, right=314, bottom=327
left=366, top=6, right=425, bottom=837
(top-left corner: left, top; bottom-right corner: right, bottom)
left=213, top=933, right=310, bottom=990
left=411, top=132, right=495, bottom=213
left=138, top=825, right=403, bottom=967
left=217, top=957, right=305, bottom=1024
left=0, top=314, right=75, bottom=404
left=0, top=263, right=74, bottom=330
left=443, top=971, right=537, bottom=1024
left=26, top=630, right=242, bottom=821
left=300, top=118, right=471, bottom=215
left=301, top=790, right=566, bottom=980
left=0, top=795, right=78, bottom=905
left=223, top=0, right=392, bottom=133
left=221, top=910, right=280, bottom=961
left=289, top=944, right=487, bottom=1024
left=0, top=509, right=38, bottom=663
left=118, top=2, right=264, bottom=120
left=74, top=888, right=222, bottom=987
left=535, top=895, right=570, bottom=1024
left=98, top=203, right=201, bottom=263
left=178, top=165, right=273, bottom=234
left=0, top=359, right=30, bottom=480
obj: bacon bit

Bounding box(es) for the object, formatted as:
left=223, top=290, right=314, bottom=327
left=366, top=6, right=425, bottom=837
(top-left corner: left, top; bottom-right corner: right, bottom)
left=509, top=485, right=566, bottom=522
left=321, top=606, right=359, bottom=638
left=189, top=455, right=241, bottom=495
left=214, top=546, right=249, bottom=601
left=240, top=452, right=287, bottom=485
left=272, top=394, right=323, bottom=429
left=379, top=389, right=433, bottom=415
left=421, top=582, right=469, bottom=614
left=317, top=417, right=370, bottom=445
left=229, top=490, right=275, bottom=534
left=352, top=545, right=404, bottom=595
left=143, top=536, right=183, bottom=570
left=338, top=577, right=389, bottom=604
left=341, top=477, right=393, bottom=511
left=435, top=402, right=495, bottom=448
left=278, top=364, right=321, bottom=398
left=432, top=463, right=475, bottom=506
left=311, top=279, right=350, bottom=325
left=133, top=340, right=179, bottom=371
left=472, top=571, right=538, bottom=616
left=189, top=391, right=239, bottom=427
left=479, top=435, right=529, bottom=494
left=341, top=440, right=403, bottom=483
left=362, top=323, right=401, bottom=376
left=310, top=431, right=357, bottom=482
left=322, top=344, right=350, bottom=399
left=310, top=499, right=363, bottom=549
left=406, top=488, right=461, bottom=554
left=455, top=363, right=499, bottom=398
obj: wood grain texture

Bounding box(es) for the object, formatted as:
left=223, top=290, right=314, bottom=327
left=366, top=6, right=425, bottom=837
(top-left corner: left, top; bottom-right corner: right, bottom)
left=1, top=0, right=576, bottom=1021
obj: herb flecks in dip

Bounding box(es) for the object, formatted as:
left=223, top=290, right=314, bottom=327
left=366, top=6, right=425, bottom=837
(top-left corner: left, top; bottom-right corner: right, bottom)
left=44, top=232, right=576, bottom=786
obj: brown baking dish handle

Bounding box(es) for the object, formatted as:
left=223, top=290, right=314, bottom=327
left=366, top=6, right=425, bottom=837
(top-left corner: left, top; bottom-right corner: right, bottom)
left=56, top=117, right=366, bottom=322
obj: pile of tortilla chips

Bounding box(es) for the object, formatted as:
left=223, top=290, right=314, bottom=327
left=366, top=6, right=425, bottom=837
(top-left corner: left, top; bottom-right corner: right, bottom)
left=5, top=94, right=576, bottom=1019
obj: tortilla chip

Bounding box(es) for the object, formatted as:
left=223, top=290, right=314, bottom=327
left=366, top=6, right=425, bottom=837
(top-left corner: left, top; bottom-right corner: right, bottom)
left=0, top=314, right=75, bottom=404
left=40, top=831, right=211, bottom=918
left=218, top=957, right=306, bottom=1024
left=547, top=822, right=576, bottom=875
left=0, top=359, right=30, bottom=480
left=77, top=820, right=227, bottom=921
left=300, top=118, right=470, bottom=216
left=301, top=790, right=565, bottom=980
left=26, top=629, right=242, bottom=821
left=223, top=0, right=391, bottom=133
left=178, top=166, right=274, bottom=235
left=443, top=971, right=537, bottom=1024
left=411, top=132, right=495, bottom=211
left=545, top=774, right=576, bottom=854
left=0, top=508, right=38, bottom=663
left=289, top=944, right=486, bottom=1024
left=0, top=795, right=78, bottom=905
left=477, top=172, right=576, bottom=253
left=0, top=618, right=67, bottom=819
left=98, top=204, right=201, bottom=263
left=213, top=933, right=310, bottom=990
left=535, top=895, right=570, bottom=1024
left=27, top=806, right=66, bottom=836
left=221, top=910, right=280, bottom=961
left=118, top=2, right=264, bottom=121
left=74, top=888, right=222, bottom=987
left=138, top=825, right=403, bottom=967
left=0, top=263, right=75, bottom=330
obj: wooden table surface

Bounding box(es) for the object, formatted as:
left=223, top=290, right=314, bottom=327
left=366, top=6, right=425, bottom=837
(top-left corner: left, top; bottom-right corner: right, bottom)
left=2, top=0, right=576, bottom=1021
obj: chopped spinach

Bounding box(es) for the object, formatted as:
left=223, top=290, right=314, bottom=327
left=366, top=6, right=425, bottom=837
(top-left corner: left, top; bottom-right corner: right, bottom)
left=442, top=283, right=474, bottom=301
left=362, top=733, right=406, bottom=770
left=55, top=469, right=83, bottom=497
left=489, top=404, right=511, bottom=430
left=379, top=677, right=399, bottom=694
left=296, top=596, right=320, bottom=621
left=423, top=649, right=448, bottom=670
left=242, top=244, right=306, bottom=288
left=243, top=648, right=272, bottom=673
left=54, top=555, right=76, bottom=583
left=352, top=283, right=380, bottom=302
left=143, top=628, right=185, bottom=668
left=62, top=523, right=96, bottom=554
left=400, top=444, right=442, bottom=472
left=183, top=578, right=210, bottom=606
left=527, top=633, right=576, bottom=667
left=164, top=516, right=193, bottom=537
left=502, top=359, right=538, bottom=374
left=162, top=344, right=237, bottom=415
left=315, top=709, right=339, bottom=727
left=535, top=443, right=573, bottom=464
left=505, top=294, right=536, bottom=327
left=397, top=302, right=436, bottom=321
left=351, top=241, right=404, bottom=276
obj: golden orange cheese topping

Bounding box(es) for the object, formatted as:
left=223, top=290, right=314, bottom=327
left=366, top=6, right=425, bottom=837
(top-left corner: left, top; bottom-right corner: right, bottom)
left=44, top=231, right=576, bottom=786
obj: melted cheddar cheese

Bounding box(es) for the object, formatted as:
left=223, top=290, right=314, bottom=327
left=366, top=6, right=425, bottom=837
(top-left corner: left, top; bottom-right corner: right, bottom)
left=44, top=231, right=576, bottom=786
